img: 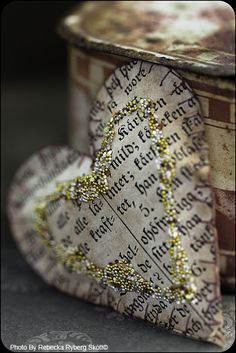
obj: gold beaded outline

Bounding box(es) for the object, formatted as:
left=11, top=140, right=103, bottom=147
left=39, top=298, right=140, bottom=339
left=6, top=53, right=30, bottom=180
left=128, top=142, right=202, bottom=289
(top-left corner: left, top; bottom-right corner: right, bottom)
left=34, top=97, right=197, bottom=303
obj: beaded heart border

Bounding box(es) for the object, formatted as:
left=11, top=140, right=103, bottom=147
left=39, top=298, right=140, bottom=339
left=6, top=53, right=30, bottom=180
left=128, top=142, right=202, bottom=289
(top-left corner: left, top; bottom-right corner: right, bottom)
left=34, top=97, right=197, bottom=304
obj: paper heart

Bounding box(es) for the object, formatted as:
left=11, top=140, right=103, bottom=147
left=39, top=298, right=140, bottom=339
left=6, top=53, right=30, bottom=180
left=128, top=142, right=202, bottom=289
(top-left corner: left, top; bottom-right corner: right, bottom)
left=8, top=61, right=224, bottom=346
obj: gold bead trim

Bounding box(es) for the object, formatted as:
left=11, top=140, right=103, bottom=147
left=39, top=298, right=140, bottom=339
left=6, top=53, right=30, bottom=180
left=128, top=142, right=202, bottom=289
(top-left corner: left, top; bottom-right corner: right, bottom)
left=34, top=97, right=197, bottom=304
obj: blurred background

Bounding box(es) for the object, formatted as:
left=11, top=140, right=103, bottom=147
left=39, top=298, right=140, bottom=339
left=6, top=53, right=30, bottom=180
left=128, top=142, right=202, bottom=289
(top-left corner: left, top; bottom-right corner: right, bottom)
left=1, top=1, right=77, bottom=248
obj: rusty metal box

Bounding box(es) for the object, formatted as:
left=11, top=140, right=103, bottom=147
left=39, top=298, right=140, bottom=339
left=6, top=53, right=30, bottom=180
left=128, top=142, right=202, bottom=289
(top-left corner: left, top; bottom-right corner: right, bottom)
left=58, top=1, right=235, bottom=291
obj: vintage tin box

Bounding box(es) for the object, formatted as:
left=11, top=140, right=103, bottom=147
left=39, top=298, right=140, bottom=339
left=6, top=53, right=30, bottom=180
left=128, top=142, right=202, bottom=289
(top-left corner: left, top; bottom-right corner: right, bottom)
left=58, top=1, right=235, bottom=291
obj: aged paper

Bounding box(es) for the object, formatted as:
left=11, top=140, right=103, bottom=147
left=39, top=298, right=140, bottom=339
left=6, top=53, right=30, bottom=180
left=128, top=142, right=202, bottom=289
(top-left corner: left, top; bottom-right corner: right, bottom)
left=8, top=61, right=224, bottom=346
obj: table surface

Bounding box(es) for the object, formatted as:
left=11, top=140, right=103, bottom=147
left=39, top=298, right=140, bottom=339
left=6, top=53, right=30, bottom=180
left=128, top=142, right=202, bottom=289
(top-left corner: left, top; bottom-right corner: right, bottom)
left=2, top=75, right=235, bottom=352
left=1, top=245, right=235, bottom=352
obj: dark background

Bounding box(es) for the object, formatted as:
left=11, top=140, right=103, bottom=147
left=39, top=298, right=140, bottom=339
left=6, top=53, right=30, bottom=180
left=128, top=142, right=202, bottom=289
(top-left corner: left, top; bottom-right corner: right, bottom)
left=1, top=0, right=78, bottom=78
left=1, top=1, right=79, bottom=247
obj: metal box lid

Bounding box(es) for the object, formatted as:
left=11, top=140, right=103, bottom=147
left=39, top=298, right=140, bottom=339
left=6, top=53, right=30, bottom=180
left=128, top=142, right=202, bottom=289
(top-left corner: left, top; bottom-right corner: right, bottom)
left=58, top=1, right=235, bottom=77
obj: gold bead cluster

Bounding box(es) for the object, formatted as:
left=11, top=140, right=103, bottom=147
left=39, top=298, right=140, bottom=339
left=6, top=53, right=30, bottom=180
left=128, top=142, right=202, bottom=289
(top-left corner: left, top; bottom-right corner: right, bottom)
left=34, top=97, right=196, bottom=304
left=55, top=243, right=158, bottom=295
left=148, top=103, right=197, bottom=302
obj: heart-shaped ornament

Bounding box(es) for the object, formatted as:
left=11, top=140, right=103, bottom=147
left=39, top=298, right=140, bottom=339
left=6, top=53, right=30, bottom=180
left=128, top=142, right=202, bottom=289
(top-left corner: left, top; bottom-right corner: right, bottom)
left=8, top=61, right=224, bottom=346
